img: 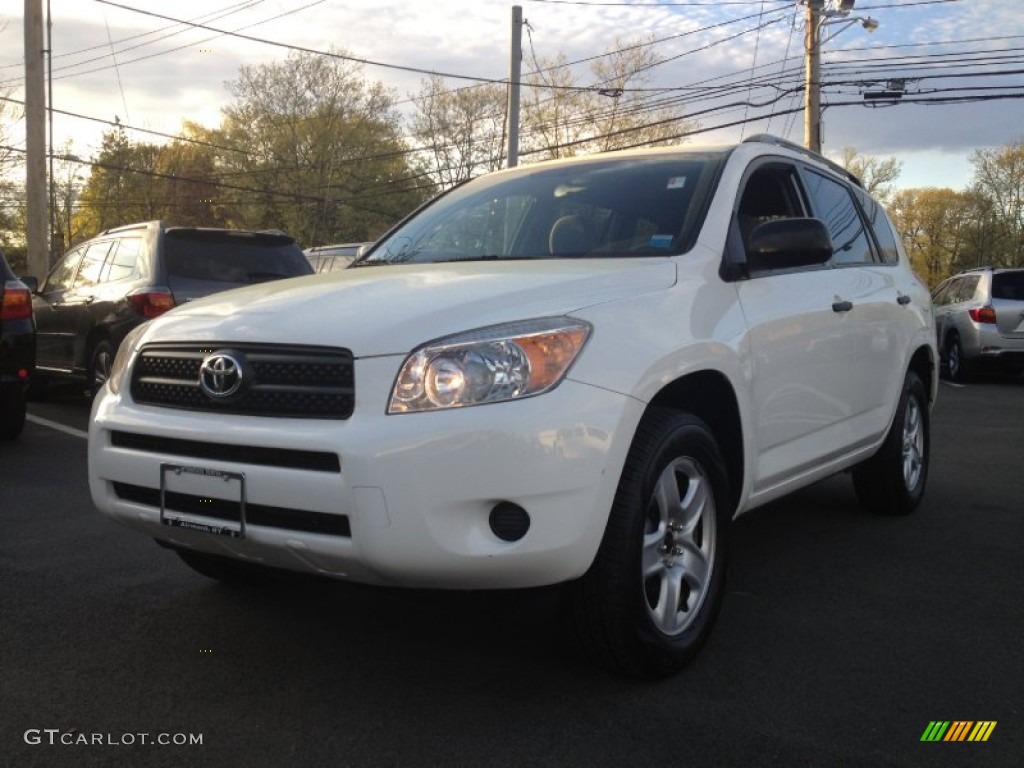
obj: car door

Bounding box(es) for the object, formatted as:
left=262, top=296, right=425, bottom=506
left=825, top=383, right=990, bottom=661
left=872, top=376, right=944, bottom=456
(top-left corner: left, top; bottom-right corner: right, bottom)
left=731, top=160, right=854, bottom=491
left=34, top=240, right=116, bottom=372
left=799, top=167, right=908, bottom=448
left=33, top=246, right=86, bottom=370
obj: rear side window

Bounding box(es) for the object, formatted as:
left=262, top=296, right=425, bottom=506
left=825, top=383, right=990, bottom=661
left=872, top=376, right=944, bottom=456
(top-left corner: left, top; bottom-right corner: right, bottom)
left=992, top=271, right=1024, bottom=301
left=102, top=237, right=143, bottom=282
left=163, top=232, right=312, bottom=284
left=75, top=241, right=115, bottom=288
left=953, top=275, right=980, bottom=302
left=855, top=189, right=899, bottom=265
left=803, top=170, right=875, bottom=266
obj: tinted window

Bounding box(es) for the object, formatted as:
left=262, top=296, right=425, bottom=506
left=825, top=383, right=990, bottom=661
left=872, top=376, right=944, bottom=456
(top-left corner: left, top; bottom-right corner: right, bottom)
left=164, top=233, right=311, bottom=283
left=44, top=248, right=85, bottom=292
left=992, top=271, right=1024, bottom=301
left=735, top=165, right=807, bottom=253
left=102, top=237, right=143, bottom=282
left=364, top=154, right=725, bottom=264
left=803, top=170, right=875, bottom=266
left=856, top=189, right=899, bottom=265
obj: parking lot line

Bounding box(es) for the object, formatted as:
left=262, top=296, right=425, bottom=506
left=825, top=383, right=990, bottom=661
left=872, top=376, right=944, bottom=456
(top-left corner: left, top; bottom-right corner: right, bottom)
left=26, top=414, right=88, bottom=440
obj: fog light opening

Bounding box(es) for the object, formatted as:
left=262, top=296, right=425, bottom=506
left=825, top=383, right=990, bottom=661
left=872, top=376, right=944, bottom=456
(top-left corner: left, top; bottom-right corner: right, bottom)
left=489, top=502, right=530, bottom=542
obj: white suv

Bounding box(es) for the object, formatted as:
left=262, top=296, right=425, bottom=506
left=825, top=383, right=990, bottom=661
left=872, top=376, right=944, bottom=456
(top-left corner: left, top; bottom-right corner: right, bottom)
left=89, top=135, right=937, bottom=677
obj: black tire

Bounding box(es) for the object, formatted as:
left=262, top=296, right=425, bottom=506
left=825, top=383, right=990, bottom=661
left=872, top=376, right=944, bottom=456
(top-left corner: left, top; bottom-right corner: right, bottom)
left=0, top=384, right=27, bottom=440
left=852, top=370, right=929, bottom=516
left=174, top=547, right=282, bottom=586
left=568, top=409, right=730, bottom=678
left=944, top=333, right=969, bottom=383
left=88, top=339, right=116, bottom=396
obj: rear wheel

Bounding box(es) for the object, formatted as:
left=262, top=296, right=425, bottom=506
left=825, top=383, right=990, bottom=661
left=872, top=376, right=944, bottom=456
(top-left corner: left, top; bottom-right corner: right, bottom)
left=0, top=384, right=26, bottom=439
left=852, top=369, right=929, bottom=516
left=568, top=409, right=730, bottom=678
left=944, top=334, right=968, bottom=382
left=88, top=339, right=116, bottom=396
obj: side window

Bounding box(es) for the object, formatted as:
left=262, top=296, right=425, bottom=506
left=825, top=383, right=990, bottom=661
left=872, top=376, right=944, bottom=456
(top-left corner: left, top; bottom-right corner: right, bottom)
left=74, top=241, right=115, bottom=289
left=856, top=189, right=899, bottom=265
left=101, top=237, right=142, bottom=282
left=954, top=275, right=979, bottom=302
left=43, top=247, right=85, bottom=293
left=931, top=280, right=954, bottom=306
left=803, top=169, right=875, bottom=266
left=735, top=164, right=806, bottom=253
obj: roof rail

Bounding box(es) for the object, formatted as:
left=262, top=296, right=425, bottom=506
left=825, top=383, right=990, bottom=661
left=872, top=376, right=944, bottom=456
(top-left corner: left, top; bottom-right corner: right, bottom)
left=742, top=133, right=862, bottom=188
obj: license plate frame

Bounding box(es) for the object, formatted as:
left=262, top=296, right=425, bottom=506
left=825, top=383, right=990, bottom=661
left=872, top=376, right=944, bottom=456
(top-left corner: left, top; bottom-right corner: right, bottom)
left=159, top=462, right=247, bottom=539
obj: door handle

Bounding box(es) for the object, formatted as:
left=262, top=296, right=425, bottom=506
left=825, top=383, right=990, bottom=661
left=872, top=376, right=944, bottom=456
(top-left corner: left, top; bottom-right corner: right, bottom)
left=897, top=293, right=911, bottom=306
left=832, top=300, right=853, bottom=313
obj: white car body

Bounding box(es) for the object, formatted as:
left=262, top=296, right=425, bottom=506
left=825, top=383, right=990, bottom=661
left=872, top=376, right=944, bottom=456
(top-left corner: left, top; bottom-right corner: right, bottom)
left=88, top=138, right=937, bottom=623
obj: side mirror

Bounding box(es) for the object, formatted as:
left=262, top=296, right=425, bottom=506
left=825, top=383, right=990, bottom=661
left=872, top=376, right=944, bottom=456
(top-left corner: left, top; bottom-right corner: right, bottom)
left=20, top=276, right=39, bottom=293
left=746, top=218, right=833, bottom=272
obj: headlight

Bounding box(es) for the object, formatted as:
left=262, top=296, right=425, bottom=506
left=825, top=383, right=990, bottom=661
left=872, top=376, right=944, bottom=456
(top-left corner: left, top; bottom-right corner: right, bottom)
left=107, top=323, right=149, bottom=396
left=388, top=317, right=591, bottom=414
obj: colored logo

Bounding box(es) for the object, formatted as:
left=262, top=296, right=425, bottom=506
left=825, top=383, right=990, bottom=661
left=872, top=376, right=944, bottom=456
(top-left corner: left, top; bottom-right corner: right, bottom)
left=921, top=721, right=997, bottom=742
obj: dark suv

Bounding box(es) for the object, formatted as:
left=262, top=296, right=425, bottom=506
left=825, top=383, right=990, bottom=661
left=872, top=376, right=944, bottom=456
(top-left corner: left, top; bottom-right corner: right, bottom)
left=1, top=251, right=36, bottom=439
left=29, top=222, right=312, bottom=393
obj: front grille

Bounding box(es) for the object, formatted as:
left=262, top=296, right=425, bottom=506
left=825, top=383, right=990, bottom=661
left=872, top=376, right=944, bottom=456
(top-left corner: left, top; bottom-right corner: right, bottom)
left=131, top=343, right=354, bottom=419
left=110, top=431, right=340, bottom=473
left=113, top=482, right=351, bottom=537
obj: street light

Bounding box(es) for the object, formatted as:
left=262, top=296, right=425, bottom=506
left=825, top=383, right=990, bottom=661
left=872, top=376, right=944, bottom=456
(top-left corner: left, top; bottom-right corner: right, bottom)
left=804, top=0, right=880, bottom=152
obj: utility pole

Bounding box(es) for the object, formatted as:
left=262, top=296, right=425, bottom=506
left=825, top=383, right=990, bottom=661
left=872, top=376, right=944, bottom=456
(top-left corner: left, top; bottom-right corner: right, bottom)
left=804, top=0, right=823, bottom=153
left=24, top=0, right=49, bottom=277
left=507, top=5, right=523, bottom=168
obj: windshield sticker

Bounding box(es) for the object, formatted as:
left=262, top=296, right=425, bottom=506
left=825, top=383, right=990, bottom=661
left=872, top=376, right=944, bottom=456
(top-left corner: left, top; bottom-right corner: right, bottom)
left=666, top=176, right=687, bottom=190
left=648, top=234, right=673, bottom=248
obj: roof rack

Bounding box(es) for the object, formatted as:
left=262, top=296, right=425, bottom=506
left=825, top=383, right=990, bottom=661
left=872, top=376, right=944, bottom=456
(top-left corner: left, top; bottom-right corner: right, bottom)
left=742, top=134, right=862, bottom=188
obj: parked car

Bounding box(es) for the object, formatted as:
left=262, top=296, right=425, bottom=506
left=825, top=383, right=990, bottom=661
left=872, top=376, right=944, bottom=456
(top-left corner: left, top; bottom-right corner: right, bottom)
left=29, top=222, right=312, bottom=394
left=0, top=251, right=36, bottom=439
left=305, top=242, right=371, bottom=273
left=931, top=267, right=1024, bottom=381
left=89, top=135, right=937, bottom=677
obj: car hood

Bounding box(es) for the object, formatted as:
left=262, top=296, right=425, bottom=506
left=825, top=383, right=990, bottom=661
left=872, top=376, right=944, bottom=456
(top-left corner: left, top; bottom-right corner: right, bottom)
left=144, top=259, right=677, bottom=357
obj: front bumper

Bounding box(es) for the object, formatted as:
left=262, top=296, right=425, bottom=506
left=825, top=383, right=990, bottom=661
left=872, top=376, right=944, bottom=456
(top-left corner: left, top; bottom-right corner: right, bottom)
left=89, top=356, right=641, bottom=589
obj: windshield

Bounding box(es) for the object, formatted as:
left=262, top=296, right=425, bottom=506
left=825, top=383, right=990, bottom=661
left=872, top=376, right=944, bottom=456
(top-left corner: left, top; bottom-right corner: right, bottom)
left=361, top=152, right=724, bottom=265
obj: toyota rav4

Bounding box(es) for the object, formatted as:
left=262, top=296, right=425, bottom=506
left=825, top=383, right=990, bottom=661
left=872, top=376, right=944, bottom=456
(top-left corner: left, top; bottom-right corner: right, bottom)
left=88, top=135, right=938, bottom=677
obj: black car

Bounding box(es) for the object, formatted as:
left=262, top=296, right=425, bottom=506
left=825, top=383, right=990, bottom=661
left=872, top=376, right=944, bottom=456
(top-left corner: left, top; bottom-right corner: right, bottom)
left=29, top=221, right=313, bottom=394
left=0, top=251, right=36, bottom=439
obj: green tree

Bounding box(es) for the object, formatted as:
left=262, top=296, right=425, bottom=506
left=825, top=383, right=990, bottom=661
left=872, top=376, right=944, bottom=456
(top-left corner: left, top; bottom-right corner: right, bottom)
left=74, top=121, right=163, bottom=237
left=889, top=187, right=976, bottom=286
left=970, top=139, right=1024, bottom=267
left=219, top=50, right=429, bottom=246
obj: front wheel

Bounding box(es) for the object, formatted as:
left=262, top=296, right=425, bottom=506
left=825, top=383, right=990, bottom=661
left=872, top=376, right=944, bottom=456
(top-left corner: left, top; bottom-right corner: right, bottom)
left=852, top=369, right=929, bottom=516
left=568, top=409, right=730, bottom=678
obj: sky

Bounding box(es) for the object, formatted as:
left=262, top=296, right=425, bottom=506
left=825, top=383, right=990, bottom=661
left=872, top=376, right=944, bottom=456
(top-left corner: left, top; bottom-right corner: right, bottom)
left=2, top=0, right=1023, bottom=192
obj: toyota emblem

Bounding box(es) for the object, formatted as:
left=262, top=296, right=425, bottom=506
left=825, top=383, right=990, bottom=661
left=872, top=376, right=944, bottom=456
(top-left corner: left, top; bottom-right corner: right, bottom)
left=199, top=352, right=244, bottom=399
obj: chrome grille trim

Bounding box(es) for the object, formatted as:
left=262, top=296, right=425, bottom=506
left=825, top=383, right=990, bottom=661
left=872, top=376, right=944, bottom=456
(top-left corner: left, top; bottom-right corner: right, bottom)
left=130, top=343, right=354, bottom=419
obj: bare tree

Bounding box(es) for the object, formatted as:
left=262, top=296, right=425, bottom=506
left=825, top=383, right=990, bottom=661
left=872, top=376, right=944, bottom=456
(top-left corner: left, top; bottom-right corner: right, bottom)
left=839, top=147, right=902, bottom=205
left=410, top=75, right=507, bottom=190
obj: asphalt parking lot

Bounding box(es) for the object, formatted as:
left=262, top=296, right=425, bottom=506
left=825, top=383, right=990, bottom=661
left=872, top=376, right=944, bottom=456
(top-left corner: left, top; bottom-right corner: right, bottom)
left=1, top=377, right=1022, bottom=767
